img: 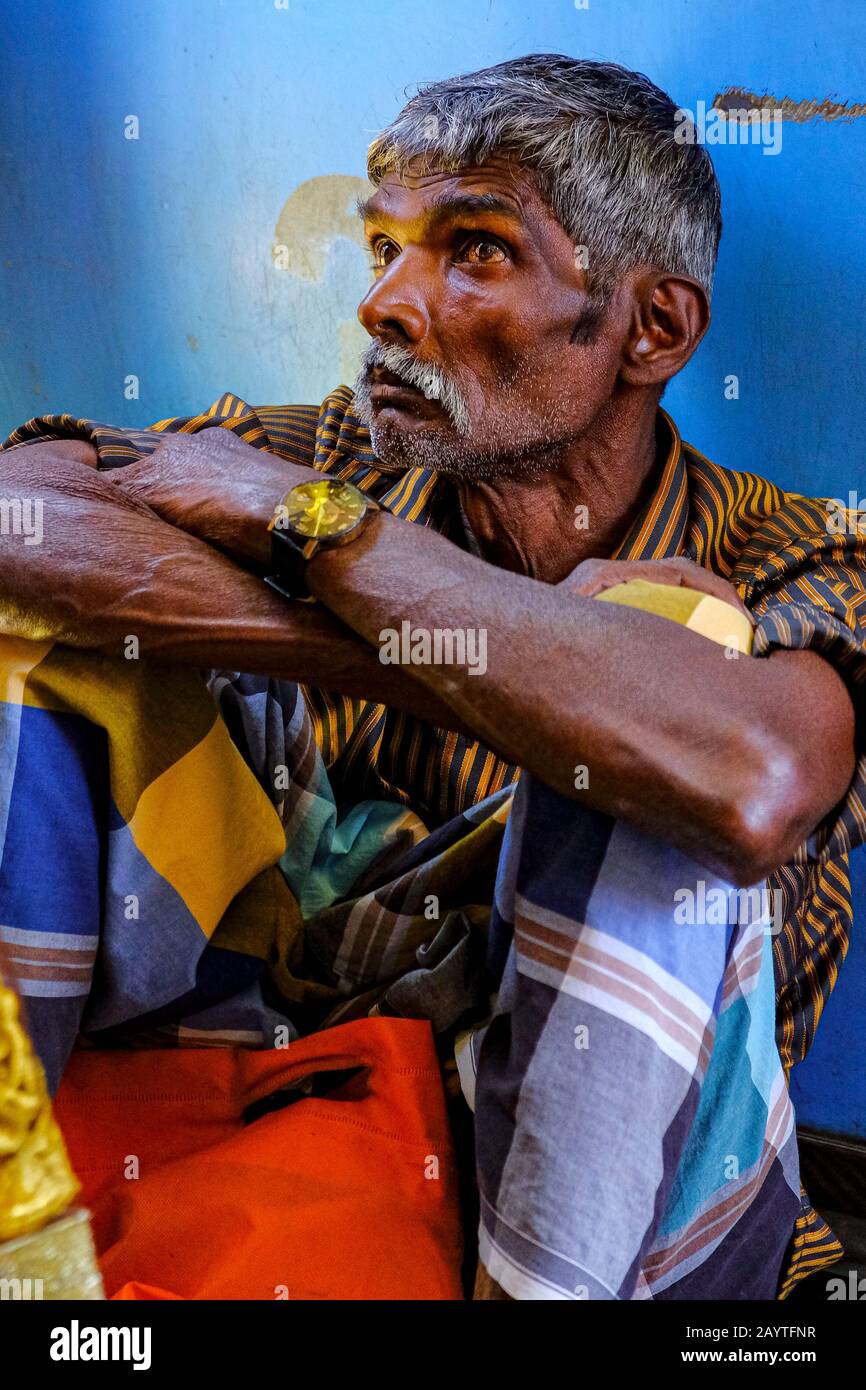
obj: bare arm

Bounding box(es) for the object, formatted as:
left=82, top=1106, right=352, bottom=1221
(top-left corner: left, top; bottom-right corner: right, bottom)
left=303, top=510, right=855, bottom=886
left=109, top=428, right=857, bottom=884
left=7, top=431, right=854, bottom=883
left=0, top=440, right=470, bottom=732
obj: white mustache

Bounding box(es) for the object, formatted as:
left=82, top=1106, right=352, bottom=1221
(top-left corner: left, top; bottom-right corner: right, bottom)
left=355, top=342, right=471, bottom=434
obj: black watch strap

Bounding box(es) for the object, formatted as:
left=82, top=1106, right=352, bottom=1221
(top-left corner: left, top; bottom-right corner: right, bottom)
left=265, top=527, right=319, bottom=602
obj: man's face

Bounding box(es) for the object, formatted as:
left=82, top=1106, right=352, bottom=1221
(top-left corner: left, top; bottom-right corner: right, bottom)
left=352, top=158, right=624, bottom=479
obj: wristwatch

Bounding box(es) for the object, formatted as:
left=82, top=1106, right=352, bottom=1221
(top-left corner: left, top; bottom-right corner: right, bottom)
left=265, top=478, right=380, bottom=601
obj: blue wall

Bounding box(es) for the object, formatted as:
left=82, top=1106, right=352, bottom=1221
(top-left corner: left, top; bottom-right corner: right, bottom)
left=791, top=851, right=866, bottom=1139
left=1, top=0, right=864, bottom=1132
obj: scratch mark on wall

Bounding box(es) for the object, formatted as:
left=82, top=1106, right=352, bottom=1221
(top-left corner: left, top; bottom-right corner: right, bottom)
left=714, top=88, right=866, bottom=122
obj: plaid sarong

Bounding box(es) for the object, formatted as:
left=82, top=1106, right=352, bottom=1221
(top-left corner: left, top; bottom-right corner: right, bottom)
left=0, top=580, right=836, bottom=1297
left=474, top=777, right=802, bottom=1299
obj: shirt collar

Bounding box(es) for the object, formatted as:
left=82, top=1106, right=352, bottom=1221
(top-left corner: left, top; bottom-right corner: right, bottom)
left=611, top=409, right=689, bottom=562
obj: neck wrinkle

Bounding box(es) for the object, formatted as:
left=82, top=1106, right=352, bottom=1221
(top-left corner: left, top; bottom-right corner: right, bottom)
left=455, top=406, right=663, bottom=583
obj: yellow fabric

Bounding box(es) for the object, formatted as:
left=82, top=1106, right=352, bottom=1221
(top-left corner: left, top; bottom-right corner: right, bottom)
left=127, top=720, right=286, bottom=940
left=7, top=643, right=286, bottom=939
left=596, top=578, right=754, bottom=654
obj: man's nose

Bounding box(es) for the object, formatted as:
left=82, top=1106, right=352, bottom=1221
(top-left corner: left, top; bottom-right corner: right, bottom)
left=358, top=255, right=430, bottom=346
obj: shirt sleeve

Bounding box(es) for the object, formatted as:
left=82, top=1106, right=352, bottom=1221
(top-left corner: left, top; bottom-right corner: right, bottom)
left=733, top=493, right=866, bottom=863
left=1, top=393, right=318, bottom=471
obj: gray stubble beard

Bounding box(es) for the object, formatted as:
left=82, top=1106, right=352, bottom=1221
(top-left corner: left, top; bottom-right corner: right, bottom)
left=351, top=342, right=572, bottom=481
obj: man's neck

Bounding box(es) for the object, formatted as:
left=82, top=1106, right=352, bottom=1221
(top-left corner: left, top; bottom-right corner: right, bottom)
left=455, top=397, right=663, bottom=583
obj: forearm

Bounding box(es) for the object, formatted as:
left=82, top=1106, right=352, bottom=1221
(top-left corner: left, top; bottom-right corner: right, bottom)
left=306, top=510, right=854, bottom=881
left=0, top=448, right=469, bottom=731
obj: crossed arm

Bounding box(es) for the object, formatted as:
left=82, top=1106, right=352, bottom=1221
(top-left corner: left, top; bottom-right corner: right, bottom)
left=0, top=438, right=467, bottom=731
left=0, top=430, right=855, bottom=884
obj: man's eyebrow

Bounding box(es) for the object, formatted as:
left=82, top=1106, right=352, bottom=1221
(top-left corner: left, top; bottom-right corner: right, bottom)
left=355, top=190, right=524, bottom=228
left=355, top=194, right=383, bottom=223
left=426, top=191, right=523, bottom=222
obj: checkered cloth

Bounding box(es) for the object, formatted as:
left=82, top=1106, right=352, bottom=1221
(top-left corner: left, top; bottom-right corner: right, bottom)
left=0, top=579, right=836, bottom=1297
left=474, top=778, right=802, bottom=1298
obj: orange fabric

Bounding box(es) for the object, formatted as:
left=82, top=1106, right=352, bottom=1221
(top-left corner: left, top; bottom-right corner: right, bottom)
left=53, top=1018, right=463, bottom=1300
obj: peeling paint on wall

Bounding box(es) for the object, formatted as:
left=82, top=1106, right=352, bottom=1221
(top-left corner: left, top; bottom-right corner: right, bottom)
left=713, top=87, right=866, bottom=121
left=270, top=173, right=374, bottom=390
left=272, top=174, right=372, bottom=282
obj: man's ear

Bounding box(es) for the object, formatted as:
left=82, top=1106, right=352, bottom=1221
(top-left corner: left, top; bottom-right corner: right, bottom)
left=619, top=271, right=710, bottom=386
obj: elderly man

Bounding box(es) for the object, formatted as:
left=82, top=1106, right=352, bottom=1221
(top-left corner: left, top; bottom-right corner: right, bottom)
left=1, top=54, right=864, bottom=1301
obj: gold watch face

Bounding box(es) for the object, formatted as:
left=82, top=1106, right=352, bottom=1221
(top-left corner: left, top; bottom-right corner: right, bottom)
left=277, top=479, right=367, bottom=540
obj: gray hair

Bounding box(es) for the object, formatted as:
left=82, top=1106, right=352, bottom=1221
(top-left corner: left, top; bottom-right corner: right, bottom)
left=367, top=53, right=722, bottom=300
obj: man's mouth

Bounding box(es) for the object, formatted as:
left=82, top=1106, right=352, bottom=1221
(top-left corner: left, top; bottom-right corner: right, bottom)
left=369, top=368, right=443, bottom=416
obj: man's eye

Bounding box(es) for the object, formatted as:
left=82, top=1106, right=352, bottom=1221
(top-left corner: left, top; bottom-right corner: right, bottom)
left=370, top=237, right=400, bottom=268
left=459, top=236, right=508, bottom=265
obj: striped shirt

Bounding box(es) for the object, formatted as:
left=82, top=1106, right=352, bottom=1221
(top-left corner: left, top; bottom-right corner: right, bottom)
left=5, top=387, right=866, bottom=1077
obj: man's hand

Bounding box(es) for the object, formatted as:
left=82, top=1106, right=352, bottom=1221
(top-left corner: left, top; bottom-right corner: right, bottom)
left=2, top=438, right=100, bottom=470
left=0, top=438, right=471, bottom=732
left=559, top=553, right=753, bottom=620
left=109, top=429, right=313, bottom=567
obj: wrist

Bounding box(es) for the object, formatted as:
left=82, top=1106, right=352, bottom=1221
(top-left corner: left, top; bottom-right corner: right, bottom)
left=305, top=505, right=390, bottom=600
left=264, top=477, right=388, bottom=604
left=231, top=466, right=312, bottom=566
